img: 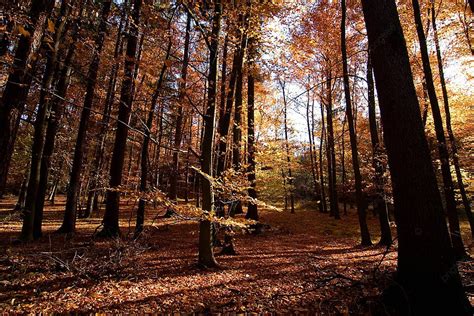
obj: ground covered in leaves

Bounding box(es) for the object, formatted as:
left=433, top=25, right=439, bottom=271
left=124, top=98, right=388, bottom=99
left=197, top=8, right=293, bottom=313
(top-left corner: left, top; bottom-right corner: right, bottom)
left=1, top=197, right=473, bottom=314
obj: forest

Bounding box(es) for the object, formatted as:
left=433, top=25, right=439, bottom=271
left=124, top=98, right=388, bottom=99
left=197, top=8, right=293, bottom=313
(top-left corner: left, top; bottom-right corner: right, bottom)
left=0, top=0, right=473, bottom=314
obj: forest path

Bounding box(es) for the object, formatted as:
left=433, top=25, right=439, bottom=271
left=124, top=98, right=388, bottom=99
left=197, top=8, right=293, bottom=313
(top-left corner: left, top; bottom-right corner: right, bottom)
left=0, top=196, right=472, bottom=313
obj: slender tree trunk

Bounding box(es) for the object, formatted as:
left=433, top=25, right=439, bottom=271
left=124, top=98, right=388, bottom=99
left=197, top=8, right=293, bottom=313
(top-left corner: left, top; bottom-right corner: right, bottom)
left=85, top=6, right=126, bottom=218
left=0, top=0, right=54, bottom=197
left=60, top=0, right=112, bottom=234
left=170, top=13, right=191, bottom=201
left=412, top=0, right=466, bottom=258
left=279, top=80, right=295, bottom=214
left=341, top=117, right=347, bottom=216
left=245, top=36, right=258, bottom=221
left=361, top=1, right=470, bottom=313
left=431, top=0, right=474, bottom=238
left=21, top=1, right=69, bottom=241
left=306, top=87, right=322, bottom=211
left=198, top=0, right=221, bottom=268
left=341, top=0, right=371, bottom=245
left=135, top=22, right=173, bottom=236
left=216, top=17, right=246, bottom=177
left=325, top=70, right=340, bottom=219
left=99, top=0, right=142, bottom=237
left=319, top=98, right=328, bottom=213
left=367, top=55, right=392, bottom=246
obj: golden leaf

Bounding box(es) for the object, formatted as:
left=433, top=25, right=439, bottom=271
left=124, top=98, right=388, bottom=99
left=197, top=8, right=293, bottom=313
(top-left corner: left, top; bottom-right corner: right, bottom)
left=18, top=25, right=30, bottom=37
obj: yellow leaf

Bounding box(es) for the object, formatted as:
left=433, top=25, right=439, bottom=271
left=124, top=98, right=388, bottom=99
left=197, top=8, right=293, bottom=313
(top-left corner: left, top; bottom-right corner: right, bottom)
left=47, top=19, right=55, bottom=33
left=18, top=25, right=30, bottom=37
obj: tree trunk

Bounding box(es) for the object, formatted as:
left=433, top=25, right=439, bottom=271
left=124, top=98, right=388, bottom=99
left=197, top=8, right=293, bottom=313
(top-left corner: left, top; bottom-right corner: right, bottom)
left=245, top=36, right=258, bottom=221
left=99, top=0, right=142, bottom=238
left=60, top=0, right=112, bottom=234
left=21, top=1, right=70, bottom=241
left=319, top=96, right=328, bottom=214
left=341, top=0, right=371, bottom=245
left=169, top=13, right=191, bottom=201
left=0, top=0, right=54, bottom=197
left=325, top=70, right=340, bottom=219
left=361, top=0, right=470, bottom=313
left=135, top=20, right=173, bottom=236
left=367, top=55, right=392, bottom=246
left=431, top=0, right=474, bottom=238
left=279, top=80, right=295, bottom=214
left=306, top=86, right=322, bottom=211
left=198, top=0, right=221, bottom=268
left=216, top=17, right=246, bottom=177
left=412, top=0, right=466, bottom=259
left=85, top=5, right=127, bottom=218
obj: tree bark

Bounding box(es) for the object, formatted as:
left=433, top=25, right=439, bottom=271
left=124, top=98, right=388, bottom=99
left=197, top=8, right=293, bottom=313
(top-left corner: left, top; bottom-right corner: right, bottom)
left=431, top=0, right=474, bottom=238
left=341, top=0, right=371, bottom=245
left=0, top=0, right=54, bottom=197
left=135, top=19, right=173, bottom=236
left=85, top=4, right=127, bottom=218
left=99, top=0, right=142, bottom=237
left=21, top=0, right=70, bottom=241
left=367, top=55, right=392, bottom=246
left=245, top=36, right=258, bottom=221
left=412, top=0, right=466, bottom=259
left=361, top=0, right=470, bottom=313
left=169, top=13, right=191, bottom=201
left=60, top=0, right=112, bottom=234
left=279, top=80, right=295, bottom=214
left=198, top=0, right=221, bottom=268
left=324, top=69, right=340, bottom=219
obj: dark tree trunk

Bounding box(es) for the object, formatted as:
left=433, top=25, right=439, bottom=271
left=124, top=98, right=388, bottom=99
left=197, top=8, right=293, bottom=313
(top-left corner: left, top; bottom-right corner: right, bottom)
left=319, top=96, right=328, bottom=213
left=306, top=87, right=322, bottom=211
left=367, top=55, right=392, bottom=246
left=60, top=0, right=112, bottom=234
left=0, top=0, right=54, bottom=197
left=99, top=0, right=142, bottom=238
left=245, top=36, right=258, bottom=221
left=85, top=5, right=127, bottom=218
left=21, top=1, right=70, bottom=241
left=36, top=3, right=83, bottom=227
left=325, top=70, right=340, bottom=219
left=216, top=17, right=246, bottom=177
left=169, top=13, right=191, bottom=202
left=412, top=0, right=466, bottom=259
left=198, top=0, right=221, bottom=268
left=279, top=80, right=295, bottom=214
left=341, top=0, right=371, bottom=245
left=135, top=20, right=173, bottom=236
left=341, top=117, right=347, bottom=216
left=431, top=0, right=474, bottom=238
left=361, top=0, right=470, bottom=314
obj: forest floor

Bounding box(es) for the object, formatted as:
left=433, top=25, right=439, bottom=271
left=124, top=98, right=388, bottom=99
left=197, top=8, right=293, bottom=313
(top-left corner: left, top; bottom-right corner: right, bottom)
left=0, top=196, right=473, bottom=314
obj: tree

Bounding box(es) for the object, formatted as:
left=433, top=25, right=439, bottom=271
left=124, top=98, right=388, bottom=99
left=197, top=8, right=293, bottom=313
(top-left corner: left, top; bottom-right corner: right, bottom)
left=367, top=56, right=392, bottom=246
left=361, top=0, right=470, bottom=313
left=340, top=0, right=371, bottom=245
left=411, top=0, right=467, bottom=259
left=246, top=34, right=258, bottom=221
left=324, top=68, right=340, bottom=219
left=0, top=0, right=55, bottom=197
left=20, top=0, right=70, bottom=241
left=279, top=80, right=295, bottom=214
left=169, top=12, right=191, bottom=202
left=58, top=0, right=113, bottom=234
left=198, top=0, right=221, bottom=268
left=98, top=0, right=142, bottom=237
left=431, top=0, right=474, bottom=238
